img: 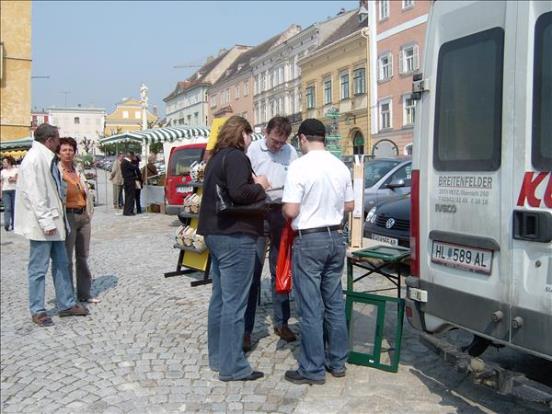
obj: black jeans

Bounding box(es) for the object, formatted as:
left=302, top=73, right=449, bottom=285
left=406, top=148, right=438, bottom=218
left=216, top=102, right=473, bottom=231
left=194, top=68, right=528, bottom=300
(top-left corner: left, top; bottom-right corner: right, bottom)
left=123, top=182, right=135, bottom=215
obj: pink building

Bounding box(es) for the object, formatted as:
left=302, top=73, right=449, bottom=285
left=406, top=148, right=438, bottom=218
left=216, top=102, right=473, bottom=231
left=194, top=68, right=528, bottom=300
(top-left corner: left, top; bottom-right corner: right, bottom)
left=368, top=0, right=431, bottom=156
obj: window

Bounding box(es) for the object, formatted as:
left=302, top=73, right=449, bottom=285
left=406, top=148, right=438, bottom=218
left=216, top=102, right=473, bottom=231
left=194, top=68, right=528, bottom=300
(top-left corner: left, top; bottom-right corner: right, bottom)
left=402, top=0, right=414, bottom=9
left=210, top=94, right=217, bottom=108
left=135, top=111, right=141, bottom=119
left=122, top=111, right=128, bottom=119
left=434, top=28, right=504, bottom=171
left=400, top=45, right=419, bottom=74
left=235, top=85, right=240, bottom=99
left=243, top=81, right=249, bottom=96
left=323, top=79, right=332, bottom=105
left=168, top=147, right=203, bottom=176
left=379, top=100, right=391, bottom=130
left=379, top=0, right=389, bottom=20
left=403, top=95, right=416, bottom=126
left=353, top=131, right=365, bottom=155
left=73, top=117, right=80, bottom=125
left=261, top=73, right=266, bottom=91
left=378, top=53, right=393, bottom=81
left=306, top=86, right=315, bottom=109
left=340, top=72, right=350, bottom=99
left=254, top=75, right=260, bottom=94
left=532, top=12, right=551, bottom=170
left=385, top=164, right=412, bottom=186
left=353, top=68, right=366, bottom=94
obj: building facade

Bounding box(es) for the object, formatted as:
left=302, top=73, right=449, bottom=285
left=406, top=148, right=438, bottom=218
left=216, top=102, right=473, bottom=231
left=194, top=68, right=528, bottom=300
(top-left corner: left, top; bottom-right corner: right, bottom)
left=104, top=98, right=157, bottom=137
left=164, top=45, right=250, bottom=128
left=49, top=106, right=106, bottom=152
left=207, top=27, right=300, bottom=127
left=31, top=109, right=49, bottom=133
left=251, top=12, right=353, bottom=133
left=0, top=0, right=32, bottom=142
left=368, top=0, right=431, bottom=155
left=299, top=12, right=370, bottom=157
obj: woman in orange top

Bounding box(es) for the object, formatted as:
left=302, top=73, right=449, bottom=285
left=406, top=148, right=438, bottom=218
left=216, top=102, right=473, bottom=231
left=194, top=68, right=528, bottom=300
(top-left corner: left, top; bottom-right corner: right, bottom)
left=58, top=137, right=99, bottom=304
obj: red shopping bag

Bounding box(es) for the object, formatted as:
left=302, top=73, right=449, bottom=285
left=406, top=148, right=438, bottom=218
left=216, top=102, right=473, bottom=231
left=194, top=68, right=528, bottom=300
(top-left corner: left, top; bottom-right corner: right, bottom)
left=275, top=219, right=295, bottom=294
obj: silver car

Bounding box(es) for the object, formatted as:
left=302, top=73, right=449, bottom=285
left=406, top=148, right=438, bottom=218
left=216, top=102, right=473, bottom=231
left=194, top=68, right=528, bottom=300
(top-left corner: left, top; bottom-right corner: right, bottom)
left=363, top=158, right=412, bottom=216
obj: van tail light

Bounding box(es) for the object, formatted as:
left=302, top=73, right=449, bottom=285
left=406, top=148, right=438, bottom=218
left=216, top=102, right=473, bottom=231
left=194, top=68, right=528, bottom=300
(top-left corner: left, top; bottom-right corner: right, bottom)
left=410, top=169, right=420, bottom=277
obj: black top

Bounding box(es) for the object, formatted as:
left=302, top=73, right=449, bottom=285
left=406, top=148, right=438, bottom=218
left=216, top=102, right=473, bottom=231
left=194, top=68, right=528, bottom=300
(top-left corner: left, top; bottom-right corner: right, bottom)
left=121, top=158, right=138, bottom=184
left=197, top=148, right=265, bottom=237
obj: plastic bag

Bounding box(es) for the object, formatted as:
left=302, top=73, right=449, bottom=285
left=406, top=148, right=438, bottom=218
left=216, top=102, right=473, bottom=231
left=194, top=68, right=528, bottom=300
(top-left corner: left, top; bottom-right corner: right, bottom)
left=275, top=219, right=295, bottom=294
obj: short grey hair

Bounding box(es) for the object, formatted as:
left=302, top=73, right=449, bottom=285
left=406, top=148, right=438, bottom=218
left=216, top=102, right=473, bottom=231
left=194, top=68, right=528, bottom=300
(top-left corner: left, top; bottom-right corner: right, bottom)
left=34, top=123, right=59, bottom=143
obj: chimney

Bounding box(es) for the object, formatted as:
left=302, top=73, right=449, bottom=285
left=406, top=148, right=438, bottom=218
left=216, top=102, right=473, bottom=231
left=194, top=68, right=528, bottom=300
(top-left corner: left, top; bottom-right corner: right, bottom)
left=218, top=48, right=227, bottom=56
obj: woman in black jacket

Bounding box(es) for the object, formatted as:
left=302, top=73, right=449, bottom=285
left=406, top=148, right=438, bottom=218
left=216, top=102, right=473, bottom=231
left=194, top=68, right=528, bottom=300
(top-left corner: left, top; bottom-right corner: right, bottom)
left=198, top=116, right=270, bottom=382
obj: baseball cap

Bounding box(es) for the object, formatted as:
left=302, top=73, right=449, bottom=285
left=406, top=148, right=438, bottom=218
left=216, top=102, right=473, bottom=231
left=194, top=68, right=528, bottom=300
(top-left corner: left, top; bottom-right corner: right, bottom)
left=298, top=119, right=326, bottom=138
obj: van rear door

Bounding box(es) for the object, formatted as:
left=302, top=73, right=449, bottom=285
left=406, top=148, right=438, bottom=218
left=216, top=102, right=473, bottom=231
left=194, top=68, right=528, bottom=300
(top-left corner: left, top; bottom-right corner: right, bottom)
left=421, top=1, right=511, bottom=341
left=509, top=4, right=552, bottom=358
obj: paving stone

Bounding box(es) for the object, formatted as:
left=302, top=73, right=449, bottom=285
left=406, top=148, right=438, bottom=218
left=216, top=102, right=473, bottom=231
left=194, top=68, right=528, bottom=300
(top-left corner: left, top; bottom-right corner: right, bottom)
left=0, top=171, right=542, bottom=414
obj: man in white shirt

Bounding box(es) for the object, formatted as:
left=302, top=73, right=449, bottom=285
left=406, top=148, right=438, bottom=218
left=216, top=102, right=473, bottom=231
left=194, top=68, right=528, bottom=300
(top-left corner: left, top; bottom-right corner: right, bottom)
left=15, top=123, right=89, bottom=327
left=282, top=119, right=354, bottom=385
left=245, top=116, right=298, bottom=351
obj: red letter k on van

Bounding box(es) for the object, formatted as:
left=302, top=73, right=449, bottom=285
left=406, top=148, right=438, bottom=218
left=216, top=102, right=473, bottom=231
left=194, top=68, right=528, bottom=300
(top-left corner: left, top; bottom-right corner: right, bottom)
left=516, top=172, right=552, bottom=208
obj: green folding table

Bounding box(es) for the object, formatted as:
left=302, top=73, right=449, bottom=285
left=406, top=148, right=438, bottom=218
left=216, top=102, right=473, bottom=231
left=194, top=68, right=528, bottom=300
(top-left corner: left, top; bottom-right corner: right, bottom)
left=345, top=245, right=410, bottom=373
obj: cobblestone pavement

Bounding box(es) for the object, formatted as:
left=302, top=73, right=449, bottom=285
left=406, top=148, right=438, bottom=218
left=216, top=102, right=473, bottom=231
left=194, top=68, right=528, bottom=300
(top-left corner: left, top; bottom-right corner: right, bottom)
left=0, top=170, right=548, bottom=413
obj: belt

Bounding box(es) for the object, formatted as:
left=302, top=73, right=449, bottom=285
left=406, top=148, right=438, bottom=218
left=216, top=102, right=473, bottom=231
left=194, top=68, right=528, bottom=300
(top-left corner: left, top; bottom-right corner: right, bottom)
left=66, top=207, right=85, bottom=215
left=297, top=225, right=342, bottom=236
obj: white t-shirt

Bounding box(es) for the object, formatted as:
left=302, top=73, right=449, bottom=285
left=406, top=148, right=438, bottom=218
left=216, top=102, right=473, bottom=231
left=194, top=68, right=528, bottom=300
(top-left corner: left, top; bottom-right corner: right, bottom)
left=247, top=138, right=298, bottom=203
left=282, top=150, right=353, bottom=230
left=1, top=167, right=18, bottom=191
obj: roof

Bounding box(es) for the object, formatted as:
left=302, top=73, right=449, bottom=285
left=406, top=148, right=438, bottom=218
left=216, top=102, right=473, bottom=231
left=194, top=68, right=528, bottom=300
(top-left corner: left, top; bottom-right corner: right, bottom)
left=318, top=11, right=366, bottom=49
left=164, top=49, right=232, bottom=101
left=214, top=33, right=283, bottom=86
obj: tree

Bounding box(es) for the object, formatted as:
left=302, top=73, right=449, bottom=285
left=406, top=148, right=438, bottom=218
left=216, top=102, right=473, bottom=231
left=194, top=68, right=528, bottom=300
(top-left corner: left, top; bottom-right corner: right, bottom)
left=80, top=137, right=94, bottom=154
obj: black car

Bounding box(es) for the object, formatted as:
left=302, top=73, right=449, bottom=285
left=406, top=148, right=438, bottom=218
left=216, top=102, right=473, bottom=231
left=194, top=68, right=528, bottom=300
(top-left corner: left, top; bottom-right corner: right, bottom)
left=364, top=195, right=410, bottom=248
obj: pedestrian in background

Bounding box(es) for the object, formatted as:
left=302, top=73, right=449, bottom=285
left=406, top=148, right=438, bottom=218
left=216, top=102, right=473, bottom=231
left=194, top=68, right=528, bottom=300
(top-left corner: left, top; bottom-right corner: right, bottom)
left=142, top=154, right=158, bottom=185
left=109, top=153, right=124, bottom=209
left=282, top=119, right=353, bottom=385
left=14, top=123, right=89, bottom=327
left=58, top=137, right=99, bottom=304
left=121, top=151, right=136, bottom=216
left=197, top=115, right=270, bottom=382
left=244, top=116, right=298, bottom=352
left=132, top=155, right=143, bottom=214
left=1, top=155, right=18, bottom=231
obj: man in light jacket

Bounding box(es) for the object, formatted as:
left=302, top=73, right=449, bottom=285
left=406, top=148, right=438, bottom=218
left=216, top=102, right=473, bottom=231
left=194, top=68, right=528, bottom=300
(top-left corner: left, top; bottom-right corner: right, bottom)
left=110, top=153, right=124, bottom=209
left=14, top=123, right=89, bottom=327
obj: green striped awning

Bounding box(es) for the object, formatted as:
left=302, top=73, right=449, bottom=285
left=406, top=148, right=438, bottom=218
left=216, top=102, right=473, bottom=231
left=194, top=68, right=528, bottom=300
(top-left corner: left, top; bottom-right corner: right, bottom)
left=99, top=127, right=264, bottom=145
left=99, top=127, right=210, bottom=145
left=0, top=136, right=34, bottom=150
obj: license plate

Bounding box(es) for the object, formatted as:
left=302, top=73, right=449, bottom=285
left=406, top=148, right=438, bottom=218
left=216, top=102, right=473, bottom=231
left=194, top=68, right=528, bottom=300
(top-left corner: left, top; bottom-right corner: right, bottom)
left=370, top=233, right=398, bottom=246
left=176, top=186, right=193, bottom=193
left=431, top=241, right=493, bottom=275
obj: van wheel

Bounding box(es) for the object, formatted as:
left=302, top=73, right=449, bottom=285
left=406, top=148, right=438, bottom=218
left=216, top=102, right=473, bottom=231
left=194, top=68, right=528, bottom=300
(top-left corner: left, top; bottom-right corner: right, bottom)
left=462, top=335, right=491, bottom=357
left=178, top=212, right=187, bottom=225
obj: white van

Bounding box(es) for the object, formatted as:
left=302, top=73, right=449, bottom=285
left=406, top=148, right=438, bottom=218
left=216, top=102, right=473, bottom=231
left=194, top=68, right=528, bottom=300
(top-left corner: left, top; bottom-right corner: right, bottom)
left=407, top=0, right=551, bottom=365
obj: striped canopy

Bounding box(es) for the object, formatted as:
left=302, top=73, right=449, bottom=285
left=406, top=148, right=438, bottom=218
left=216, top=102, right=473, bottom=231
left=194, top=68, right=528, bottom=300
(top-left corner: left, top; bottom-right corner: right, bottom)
left=99, top=127, right=211, bottom=145
left=0, top=136, right=34, bottom=151
left=99, top=126, right=264, bottom=145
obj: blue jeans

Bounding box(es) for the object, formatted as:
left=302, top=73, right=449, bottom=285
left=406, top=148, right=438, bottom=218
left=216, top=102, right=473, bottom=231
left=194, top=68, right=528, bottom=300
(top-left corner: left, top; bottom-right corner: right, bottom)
left=205, top=233, right=256, bottom=380
left=244, top=207, right=290, bottom=334
left=292, top=230, right=348, bottom=380
left=2, top=190, right=15, bottom=230
left=28, top=240, right=77, bottom=315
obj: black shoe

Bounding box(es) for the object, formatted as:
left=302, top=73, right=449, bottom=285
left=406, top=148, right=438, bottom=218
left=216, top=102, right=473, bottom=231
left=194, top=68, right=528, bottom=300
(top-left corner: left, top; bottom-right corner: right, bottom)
left=220, top=371, right=264, bottom=382
left=59, top=304, right=89, bottom=317
left=284, top=370, right=325, bottom=385
left=325, top=366, right=346, bottom=378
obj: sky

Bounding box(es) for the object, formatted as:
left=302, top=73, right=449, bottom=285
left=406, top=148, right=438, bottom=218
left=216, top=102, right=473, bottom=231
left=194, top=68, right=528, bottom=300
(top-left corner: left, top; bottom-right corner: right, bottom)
left=32, top=1, right=358, bottom=117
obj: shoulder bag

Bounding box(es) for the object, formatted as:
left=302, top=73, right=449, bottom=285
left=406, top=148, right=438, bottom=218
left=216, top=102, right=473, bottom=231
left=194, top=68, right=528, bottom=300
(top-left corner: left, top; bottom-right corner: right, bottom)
left=215, top=151, right=267, bottom=216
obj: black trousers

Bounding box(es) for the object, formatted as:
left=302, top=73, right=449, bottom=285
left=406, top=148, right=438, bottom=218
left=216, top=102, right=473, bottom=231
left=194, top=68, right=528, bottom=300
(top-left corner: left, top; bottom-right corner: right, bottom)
left=123, top=183, right=135, bottom=215
left=135, top=189, right=142, bottom=214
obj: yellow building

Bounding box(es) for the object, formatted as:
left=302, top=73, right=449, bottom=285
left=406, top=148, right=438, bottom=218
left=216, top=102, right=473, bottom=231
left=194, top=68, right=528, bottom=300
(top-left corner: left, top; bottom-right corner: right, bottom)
left=0, top=0, right=32, bottom=142
left=104, top=98, right=158, bottom=136
left=299, top=13, right=370, bottom=156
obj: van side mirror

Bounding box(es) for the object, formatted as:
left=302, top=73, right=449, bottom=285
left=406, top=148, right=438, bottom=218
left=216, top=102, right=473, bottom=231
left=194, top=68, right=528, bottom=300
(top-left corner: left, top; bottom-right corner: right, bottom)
left=386, top=179, right=407, bottom=189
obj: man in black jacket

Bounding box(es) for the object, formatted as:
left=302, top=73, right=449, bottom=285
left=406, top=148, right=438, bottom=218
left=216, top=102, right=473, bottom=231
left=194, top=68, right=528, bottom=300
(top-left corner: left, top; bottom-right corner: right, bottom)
left=121, top=151, right=136, bottom=216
